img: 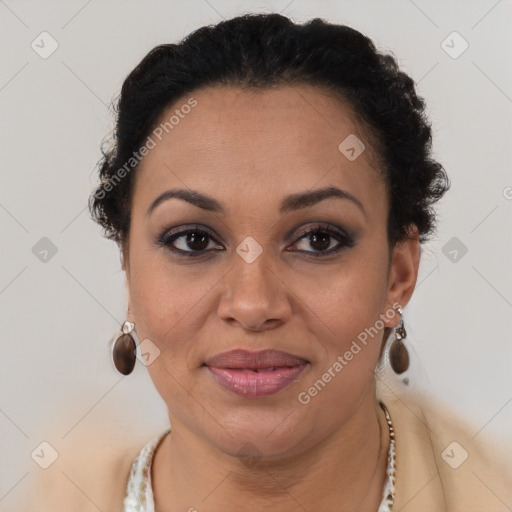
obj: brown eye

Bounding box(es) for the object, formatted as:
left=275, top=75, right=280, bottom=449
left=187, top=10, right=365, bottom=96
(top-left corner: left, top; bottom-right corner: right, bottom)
left=184, top=231, right=209, bottom=251
left=309, top=231, right=331, bottom=252
left=290, top=224, right=355, bottom=256
left=157, top=226, right=224, bottom=256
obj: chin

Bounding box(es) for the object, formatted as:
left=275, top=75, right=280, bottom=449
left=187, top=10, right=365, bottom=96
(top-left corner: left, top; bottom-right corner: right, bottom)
left=200, top=409, right=310, bottom=459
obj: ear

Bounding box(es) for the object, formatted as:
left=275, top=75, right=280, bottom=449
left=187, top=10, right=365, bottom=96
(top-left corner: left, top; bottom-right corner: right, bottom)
left=120, top=239, right=129, bottom=274
left=383, top=224, right=420, bottom=327
left=120, top=243, right=135, bottom=324
left=125, top=294, right=135, bottom=324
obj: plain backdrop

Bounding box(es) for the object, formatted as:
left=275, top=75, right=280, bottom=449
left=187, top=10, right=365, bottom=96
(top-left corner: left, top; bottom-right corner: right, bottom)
left=1, top=0, right=511, bottom=506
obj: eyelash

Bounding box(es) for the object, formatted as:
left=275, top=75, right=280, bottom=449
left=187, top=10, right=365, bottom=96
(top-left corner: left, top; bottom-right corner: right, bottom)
left=156, top=223, right=355, bottom=259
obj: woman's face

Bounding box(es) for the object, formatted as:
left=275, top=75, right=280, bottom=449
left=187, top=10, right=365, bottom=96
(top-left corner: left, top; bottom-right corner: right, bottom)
left=124, top=85, right=419, bottom=459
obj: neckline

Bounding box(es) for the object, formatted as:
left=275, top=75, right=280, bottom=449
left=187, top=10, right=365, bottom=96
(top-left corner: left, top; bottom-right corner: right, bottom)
left=124, top=401, right=396, bottom=511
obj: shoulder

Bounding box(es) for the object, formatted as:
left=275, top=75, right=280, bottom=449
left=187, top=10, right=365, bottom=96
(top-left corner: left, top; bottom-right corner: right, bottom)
left=22, top=422, right=164, bottom=512
left=378, top=381, right=512, bottom=512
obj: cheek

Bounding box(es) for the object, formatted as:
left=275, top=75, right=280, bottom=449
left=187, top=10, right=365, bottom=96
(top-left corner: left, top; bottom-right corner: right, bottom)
left=131, top=272, right=213, bottom=345
left=294, top=278, right=386, bottom=414
left=296, top=250, right=387, bottom=339
left=127, top=247, right=222, bottom=362
left=128, top=261, right=216, bottom=402
left=290, top=256, right=388, bottom=399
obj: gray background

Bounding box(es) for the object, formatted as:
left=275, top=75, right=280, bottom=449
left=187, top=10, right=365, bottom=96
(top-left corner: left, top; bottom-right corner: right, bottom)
left=1, top=0, right=511, bottom=506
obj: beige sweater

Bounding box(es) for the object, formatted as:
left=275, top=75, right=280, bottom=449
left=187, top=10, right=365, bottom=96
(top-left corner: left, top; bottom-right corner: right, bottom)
left=23, top=384, right=512, bottom=511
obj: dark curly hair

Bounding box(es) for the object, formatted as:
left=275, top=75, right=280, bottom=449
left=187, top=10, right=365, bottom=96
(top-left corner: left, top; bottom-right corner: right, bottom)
left=89, top=12, right=449, bottom=253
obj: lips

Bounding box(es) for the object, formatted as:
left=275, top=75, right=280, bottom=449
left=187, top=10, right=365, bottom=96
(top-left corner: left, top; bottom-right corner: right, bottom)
left=204, top=348, right=309, bottom=370
left=203, top=349, right=310, bottom=397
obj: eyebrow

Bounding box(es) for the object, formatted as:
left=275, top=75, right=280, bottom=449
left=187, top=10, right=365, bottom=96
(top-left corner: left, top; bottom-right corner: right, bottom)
left=146, top=186, right=366, bottom=218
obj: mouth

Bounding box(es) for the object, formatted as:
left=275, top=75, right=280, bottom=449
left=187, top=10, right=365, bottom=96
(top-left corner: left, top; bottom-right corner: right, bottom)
left=214, top=367, right=293, bottom=372
left=204, top=348, right=309, bottom=369
left=203, top=349, right=310, bottom=398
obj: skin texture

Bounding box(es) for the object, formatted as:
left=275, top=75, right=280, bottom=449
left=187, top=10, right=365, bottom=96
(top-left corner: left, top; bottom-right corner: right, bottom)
left=123, top=85, right=420, bottom=511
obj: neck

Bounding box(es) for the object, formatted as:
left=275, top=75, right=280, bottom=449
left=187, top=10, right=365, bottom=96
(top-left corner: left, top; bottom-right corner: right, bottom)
left=152, top=382, right=390, bottom=512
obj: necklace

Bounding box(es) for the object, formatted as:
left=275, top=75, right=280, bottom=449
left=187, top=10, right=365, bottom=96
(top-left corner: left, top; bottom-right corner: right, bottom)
left=124, top=403, right=397, bottom=511
left=378, top=401, right=396, bottom=511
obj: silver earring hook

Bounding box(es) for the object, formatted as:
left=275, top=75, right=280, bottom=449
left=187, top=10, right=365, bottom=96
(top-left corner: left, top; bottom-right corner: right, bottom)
left=394, top=306, right=406, bottom=340
left=122, top=321, right=135, bottom=334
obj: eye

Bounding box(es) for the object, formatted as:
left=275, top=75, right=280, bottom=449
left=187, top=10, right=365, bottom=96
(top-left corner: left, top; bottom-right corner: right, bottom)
left=289, top=223, right=355, bottom=256
left=156, top=222, right=355, bottom=258
left=157, top=225, right=224, bottom=256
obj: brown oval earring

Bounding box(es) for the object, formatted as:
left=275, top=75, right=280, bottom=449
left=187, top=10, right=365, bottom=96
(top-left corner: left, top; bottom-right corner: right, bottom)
left=111, top=321, right=137, bottom=375
left=389, top=306, right=409, bottom=374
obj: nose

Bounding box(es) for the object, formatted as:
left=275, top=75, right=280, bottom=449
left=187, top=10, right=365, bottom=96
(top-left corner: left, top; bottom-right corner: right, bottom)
left=217, top=249, right=292, bottom=332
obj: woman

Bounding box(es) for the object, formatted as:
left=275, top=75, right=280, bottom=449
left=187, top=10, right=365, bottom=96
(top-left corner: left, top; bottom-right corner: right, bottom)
left=34, top=12, right=511, bottom=512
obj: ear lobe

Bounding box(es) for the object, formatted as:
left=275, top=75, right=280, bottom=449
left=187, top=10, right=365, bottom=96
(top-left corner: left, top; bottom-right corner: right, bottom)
left=124, top=267, right=134, bottom=324
left=120, top=239, right=130, bottom=273
left=386, top=224, right=420, bottom=312
left=120, top=248, right=128, bottom=273
left=126, top=298, right=135, bottom=324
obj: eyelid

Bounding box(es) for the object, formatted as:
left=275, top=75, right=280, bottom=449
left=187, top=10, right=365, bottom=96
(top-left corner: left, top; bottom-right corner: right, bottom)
left=288, top=223, right=355, bottom=254
left=157, top=224, right=220, bottom=245
left=293, top=222, right=351, bottom=241
left=157, top=221, right=355, bottom=256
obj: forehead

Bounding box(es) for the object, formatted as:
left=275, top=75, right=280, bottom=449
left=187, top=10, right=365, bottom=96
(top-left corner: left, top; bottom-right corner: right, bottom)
left=133, top=85, right=386, bottom=217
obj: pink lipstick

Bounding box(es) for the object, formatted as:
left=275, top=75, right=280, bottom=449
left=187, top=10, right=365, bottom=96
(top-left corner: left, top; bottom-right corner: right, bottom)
left=204, top=349, right=310, bottom=398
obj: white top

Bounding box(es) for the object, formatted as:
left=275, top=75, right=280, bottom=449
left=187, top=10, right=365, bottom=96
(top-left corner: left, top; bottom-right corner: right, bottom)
left=123, top=402, right=396, bottom=511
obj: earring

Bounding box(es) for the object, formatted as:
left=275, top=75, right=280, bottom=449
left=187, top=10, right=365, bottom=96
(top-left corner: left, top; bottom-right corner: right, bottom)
left=111, top=321, right=137, bottom=375
left=389, top=306, right=409, bottom=375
